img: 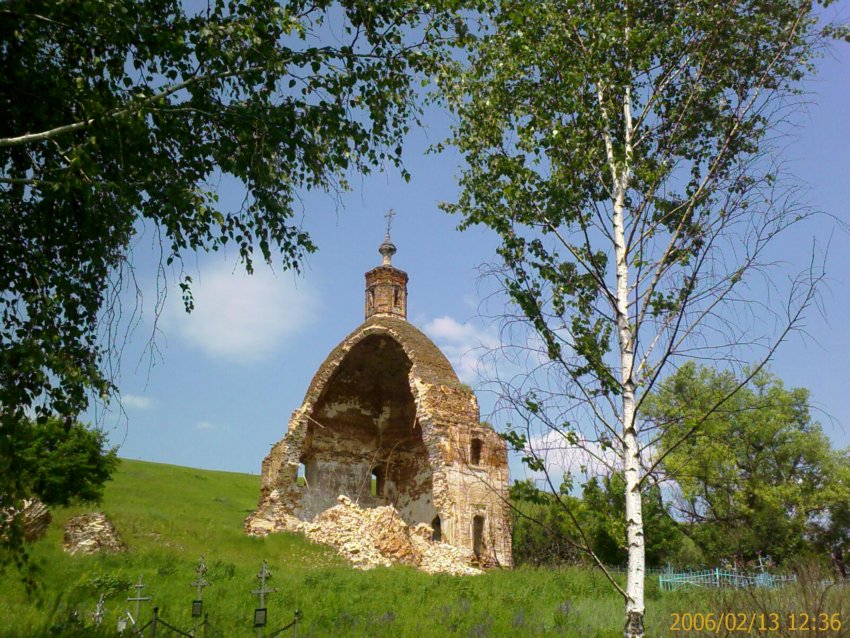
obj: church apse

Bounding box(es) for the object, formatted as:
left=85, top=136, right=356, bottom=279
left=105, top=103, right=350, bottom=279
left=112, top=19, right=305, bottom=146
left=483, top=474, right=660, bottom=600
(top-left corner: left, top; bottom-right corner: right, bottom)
left=296, top=334, right=436, bottom=526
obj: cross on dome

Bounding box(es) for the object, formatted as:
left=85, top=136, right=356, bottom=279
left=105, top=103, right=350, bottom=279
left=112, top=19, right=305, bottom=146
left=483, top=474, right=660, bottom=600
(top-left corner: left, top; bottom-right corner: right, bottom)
left=379, top=208, right=397, bottom=266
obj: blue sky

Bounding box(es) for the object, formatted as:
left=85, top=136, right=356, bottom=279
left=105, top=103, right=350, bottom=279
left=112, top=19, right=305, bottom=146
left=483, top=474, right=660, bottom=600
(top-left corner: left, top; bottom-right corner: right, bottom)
left=94, top=34, right=850, bottom=480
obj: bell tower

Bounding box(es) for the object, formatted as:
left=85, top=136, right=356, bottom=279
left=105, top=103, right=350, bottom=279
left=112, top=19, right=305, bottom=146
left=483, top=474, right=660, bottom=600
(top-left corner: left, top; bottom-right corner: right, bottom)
left=365, top=210, right=408, bottom=320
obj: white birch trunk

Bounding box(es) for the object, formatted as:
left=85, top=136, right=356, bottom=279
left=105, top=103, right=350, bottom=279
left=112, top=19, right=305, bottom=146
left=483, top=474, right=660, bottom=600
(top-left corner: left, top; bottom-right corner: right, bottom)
left=605, top=79, right=646, bottom=638
left=613, top=184, right=645, bottom=638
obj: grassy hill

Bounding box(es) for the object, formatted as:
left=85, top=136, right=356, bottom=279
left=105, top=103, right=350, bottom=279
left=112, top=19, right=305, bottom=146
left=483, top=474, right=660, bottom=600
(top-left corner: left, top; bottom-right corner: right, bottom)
left=0, top=459, right=732, bottom=637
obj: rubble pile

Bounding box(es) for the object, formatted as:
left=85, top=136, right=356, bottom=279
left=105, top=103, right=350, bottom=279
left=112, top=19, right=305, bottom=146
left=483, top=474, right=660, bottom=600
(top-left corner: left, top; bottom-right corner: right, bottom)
left=1, top=498, right=52, bottom=542
left=21, top=499, right=52, bottom=541
left=247, top=494, right=480, bottom=576
left=63, top=512, right=126, bottom=555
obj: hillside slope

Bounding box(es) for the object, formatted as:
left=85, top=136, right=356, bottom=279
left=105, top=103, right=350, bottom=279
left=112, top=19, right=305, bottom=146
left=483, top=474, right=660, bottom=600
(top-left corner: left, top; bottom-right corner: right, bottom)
left=0, top=459, right=645, bottom=637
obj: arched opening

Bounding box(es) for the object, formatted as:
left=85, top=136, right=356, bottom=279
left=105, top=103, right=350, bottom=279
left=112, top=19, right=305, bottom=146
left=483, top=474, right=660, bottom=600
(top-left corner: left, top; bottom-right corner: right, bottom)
left=431, top=516, right=441, bottom=542
left=470, top=438, right=483, bottom=465
left=473, top=515, right=485, bottom=558
left=368, top=288, right=375, bottom=309
left=393, top=286, right=400, bottom=306
left=297, top=457, right=317, bottom=488
left=297, top=334, right=437, bottom=526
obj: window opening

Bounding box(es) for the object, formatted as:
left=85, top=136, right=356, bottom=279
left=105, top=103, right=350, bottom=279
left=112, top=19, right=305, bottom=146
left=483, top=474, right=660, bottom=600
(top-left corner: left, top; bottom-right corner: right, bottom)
left=431, top=516, right=442, bottom=542
left=470, top=438, right=483, bottom=465
left=299, top=457, right=317, bottom=488
left=371, top=466, right=385, bottom=497
left=393, top=287, right=400, bottom=306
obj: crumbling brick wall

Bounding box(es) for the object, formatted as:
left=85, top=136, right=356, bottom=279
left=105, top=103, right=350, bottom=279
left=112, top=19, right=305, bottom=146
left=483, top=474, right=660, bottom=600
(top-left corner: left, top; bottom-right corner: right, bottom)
left=247, top=315, right=513, bottom=568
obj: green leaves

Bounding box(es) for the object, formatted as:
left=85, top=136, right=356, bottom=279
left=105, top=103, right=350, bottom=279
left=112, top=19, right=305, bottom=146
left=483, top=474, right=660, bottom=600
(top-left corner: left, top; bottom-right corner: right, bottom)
left=440, top=3, right=829, bottom=619
left=16, top=417, right=118, bottom=507
left=645, top=363, right=849, bottom=563
left=499, top=429, right=547, bottom=473
left=440, top=0, right=825, bottom=408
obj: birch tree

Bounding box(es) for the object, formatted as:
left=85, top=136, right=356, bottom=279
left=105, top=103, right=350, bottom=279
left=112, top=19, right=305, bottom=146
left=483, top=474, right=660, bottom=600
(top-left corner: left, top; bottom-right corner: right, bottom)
left=440, top=1, right=839, bottom=635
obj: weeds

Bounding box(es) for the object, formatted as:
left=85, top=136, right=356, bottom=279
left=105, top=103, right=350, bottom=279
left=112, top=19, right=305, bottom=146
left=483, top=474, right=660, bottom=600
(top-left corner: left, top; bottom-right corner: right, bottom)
left=699, top=563, right=850, bottom=638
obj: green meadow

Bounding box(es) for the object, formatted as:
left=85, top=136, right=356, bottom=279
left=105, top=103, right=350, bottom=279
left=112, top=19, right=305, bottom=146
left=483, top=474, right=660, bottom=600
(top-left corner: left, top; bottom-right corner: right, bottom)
left=1, top=459, right=846, bottom=637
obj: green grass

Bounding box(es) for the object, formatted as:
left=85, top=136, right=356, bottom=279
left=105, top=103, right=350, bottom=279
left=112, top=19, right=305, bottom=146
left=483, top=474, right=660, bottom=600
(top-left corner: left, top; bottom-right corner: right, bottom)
left=1, top=459, right=826, bottom=637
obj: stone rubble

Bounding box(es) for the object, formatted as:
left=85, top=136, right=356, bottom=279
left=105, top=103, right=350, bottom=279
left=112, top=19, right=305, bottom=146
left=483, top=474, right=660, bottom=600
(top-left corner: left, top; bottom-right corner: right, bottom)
left=247, top=494, right=481, bottom=576
left=1, top=498, right=52, bottom=542
left=21, top=499, right=52, bottom=541
left=63, top=512, right=126, bottom=555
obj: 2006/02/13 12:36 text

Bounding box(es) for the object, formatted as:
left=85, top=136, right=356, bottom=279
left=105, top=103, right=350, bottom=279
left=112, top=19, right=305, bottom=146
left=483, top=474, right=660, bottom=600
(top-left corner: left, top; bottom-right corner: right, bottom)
left=671, top=612, right=843, bottom=633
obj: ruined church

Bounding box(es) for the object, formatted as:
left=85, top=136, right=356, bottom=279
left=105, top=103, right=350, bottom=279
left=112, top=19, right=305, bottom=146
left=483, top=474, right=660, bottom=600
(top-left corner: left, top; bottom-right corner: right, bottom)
left=246, top=231, right=512, bottom=567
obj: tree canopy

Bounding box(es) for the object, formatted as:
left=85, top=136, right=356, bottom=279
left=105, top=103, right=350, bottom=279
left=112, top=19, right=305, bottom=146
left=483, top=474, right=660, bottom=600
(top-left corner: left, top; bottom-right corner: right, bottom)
left=0, top=0, right=467, bottom=559
left=14, top=417, right=117, bottom=508
left=509, top=365, right=850, bottom=574
left=645, top=362, right=850, bottom=566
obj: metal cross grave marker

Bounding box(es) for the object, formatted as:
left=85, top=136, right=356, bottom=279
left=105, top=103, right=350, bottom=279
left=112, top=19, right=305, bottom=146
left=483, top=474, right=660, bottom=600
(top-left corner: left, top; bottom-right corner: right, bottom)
left=92, top=593, right=105, bottom=626
left=127, top=575, right=151, bottom=624
left=252, top=561, right=277, bottom=636
left=191, top=555, right=210, bottom=621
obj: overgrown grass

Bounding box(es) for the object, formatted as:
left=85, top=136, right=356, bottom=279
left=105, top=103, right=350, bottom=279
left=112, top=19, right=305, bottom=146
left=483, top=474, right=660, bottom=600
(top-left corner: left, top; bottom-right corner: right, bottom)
left=2, top=459, right=843, bottom=637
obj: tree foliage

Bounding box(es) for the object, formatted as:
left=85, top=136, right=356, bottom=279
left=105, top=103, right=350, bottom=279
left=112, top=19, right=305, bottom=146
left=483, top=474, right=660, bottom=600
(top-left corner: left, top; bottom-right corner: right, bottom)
left=0, top=0, right=466, bottom=558
left=509, top=479, right=584, bottom=567
left=8, top=417, right=118, bottom=509
left=510, top=476, right=692, bottom=569
left=581, top=474, right=686, bottom=568
left=646, top=362, right=850, bottom=565
left=1, top=417, right=117, bottom=575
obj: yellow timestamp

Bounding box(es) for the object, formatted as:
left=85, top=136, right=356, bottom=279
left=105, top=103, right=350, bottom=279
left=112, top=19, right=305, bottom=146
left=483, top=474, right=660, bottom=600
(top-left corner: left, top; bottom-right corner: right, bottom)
left=670, top=612, right=843, bottom=633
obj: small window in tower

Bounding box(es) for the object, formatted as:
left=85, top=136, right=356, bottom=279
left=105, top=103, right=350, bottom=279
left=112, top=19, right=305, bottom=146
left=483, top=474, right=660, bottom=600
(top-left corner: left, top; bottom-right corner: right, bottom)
left=393, top=287, right=400, bottom=306
left=371, top=466, right=385, bottom=497
left=368, top=288, right=375, bottom=308
left=431, top=516, right=442, bottom=542
left=296, top=462, right=306, bottom=487
left=470, top=438, right=483, bottom=465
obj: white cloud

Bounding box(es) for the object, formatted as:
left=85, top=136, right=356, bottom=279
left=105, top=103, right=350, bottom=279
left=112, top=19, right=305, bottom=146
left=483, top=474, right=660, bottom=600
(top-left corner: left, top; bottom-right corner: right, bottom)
left=520, top=430, right=657, bottom=486
left=195, top=420, right=215, bottom=430
left=422, top=316, right=500, bottom=384
left=122, top=394, right=152, bottom=410
left=163, top=262, right=315, bottom=364
left=525, top=430, right=622, bottom=482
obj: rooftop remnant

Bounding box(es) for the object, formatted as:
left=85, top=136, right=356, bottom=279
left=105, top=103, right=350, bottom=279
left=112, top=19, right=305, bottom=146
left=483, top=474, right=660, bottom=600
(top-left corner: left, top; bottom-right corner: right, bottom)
left=246, top=227, right=512, bottom=569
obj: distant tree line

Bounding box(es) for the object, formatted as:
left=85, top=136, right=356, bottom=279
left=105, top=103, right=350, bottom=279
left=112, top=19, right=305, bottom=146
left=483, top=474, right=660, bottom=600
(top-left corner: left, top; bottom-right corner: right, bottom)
left=509, top=364, right=850, bottom=574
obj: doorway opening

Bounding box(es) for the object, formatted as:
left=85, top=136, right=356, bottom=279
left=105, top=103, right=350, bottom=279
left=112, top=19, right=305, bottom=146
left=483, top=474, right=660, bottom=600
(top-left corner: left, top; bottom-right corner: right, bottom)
left=473, top=515, right=485, bottom=558
left=431, top=516, right=442, bottom=542
left=371, top=466, right=385, bottom=497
